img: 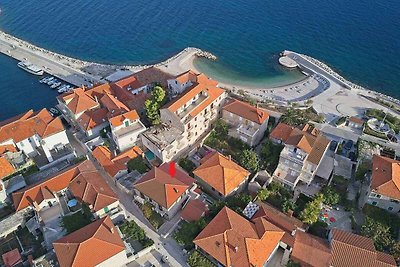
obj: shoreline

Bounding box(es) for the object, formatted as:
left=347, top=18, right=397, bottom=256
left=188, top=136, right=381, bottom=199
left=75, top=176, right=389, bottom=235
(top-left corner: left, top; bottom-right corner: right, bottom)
left=0, top=29, right=399, bottom=114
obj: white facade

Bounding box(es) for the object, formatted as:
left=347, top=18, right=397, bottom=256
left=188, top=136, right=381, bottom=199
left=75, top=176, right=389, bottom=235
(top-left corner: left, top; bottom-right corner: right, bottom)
left=111, top=118, right=146, bottom=152
left=367, top=191, right=400, bottom=213
left=95, top=250, right=128, bottom=267
left=167, top=79, right=193, bottom=96
left=94, top=200, right=120, bottom=218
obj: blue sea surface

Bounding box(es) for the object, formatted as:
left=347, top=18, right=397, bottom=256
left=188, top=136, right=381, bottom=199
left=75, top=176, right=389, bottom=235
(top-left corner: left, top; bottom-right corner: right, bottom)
left=0, top=54, right=58, bottom=121
left=0, top=0, right=399, bottom=118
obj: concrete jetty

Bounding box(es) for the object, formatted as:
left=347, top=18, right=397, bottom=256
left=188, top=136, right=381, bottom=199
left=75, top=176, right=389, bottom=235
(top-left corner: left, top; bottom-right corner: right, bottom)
left=0, top=30, right=217, bottom=87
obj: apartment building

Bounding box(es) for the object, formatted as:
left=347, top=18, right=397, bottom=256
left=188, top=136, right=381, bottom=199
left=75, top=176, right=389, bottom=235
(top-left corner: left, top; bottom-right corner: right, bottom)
left=141, top=70, right=226, bottom=162
left=269, top=123, right=331, bottom=194
left=222, top=99, right=269, bottom=147
left=365, top=155, right=400, bottom=213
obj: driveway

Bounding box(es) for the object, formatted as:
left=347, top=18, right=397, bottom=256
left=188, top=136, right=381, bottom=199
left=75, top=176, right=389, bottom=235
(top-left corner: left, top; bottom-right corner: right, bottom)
left=40, top=204, right=65, bottom=249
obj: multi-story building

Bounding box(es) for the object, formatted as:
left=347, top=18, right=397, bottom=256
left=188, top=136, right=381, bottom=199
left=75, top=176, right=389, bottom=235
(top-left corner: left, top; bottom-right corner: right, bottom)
left=269, top=123, right=331, bottom=194
left=222, top=99, right=269, bottom=147
left=109, top=110, right=146, bottom=152
left=291, top=229, right=396, bottom=267
left=365, top=155, right=400, bottom=213
left=53, top=216, right=128, bottom=267
left=142, top=70, right=227, bottom=162
left=0, top=109, right=70, bottom=164
left=194, top=206, right=285, bottom=267
left=133, top=163, right=196, bottom=220
left=193, top=151, right=250, bottom=199
left=12, top=160, right=119, bottom=218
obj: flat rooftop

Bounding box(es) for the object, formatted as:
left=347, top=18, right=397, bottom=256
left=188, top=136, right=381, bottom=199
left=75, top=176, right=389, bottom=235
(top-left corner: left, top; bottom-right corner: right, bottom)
left=142, top=124, right=183, bottom=150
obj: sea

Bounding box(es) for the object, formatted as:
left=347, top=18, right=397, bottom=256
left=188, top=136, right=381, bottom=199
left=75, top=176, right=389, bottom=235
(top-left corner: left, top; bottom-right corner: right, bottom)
left=0, top=0, right=399, bottom=121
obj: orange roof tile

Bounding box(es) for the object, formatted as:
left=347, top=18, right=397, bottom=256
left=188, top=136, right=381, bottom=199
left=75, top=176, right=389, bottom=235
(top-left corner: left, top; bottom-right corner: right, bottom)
left=223, top=99, right=269, bottom=124
left=330, top=229, right=396, bottom=267
left=0, top=145, right=17, bottom=154
left=286, top=128, right=316, bottom=154
left=134, top=163, right=194, bottom=209
left=2, top=248, right=22, bottom=267
left=0, top=109, right=65, bottom=143
left=175, top=70, right=198, bottom=84
left=307, top=135, right=330, bottom=165
left=193, top=152, right=250, bottom=196
left=181, top=199, right=208, bottom=222
left=269, top=123, right=294, bottom=143
left=109, top=110, right=140, bottom=128
left=63, top=88, right=99, bottom=115
left=0, top=157, right=15, bottom=180
left=77, top=108, right=109, bottom=131
left=189, top=86, right=225, bottom=118
left=99, top=93, right=129, bottom=115
left=93, top=146, right=142, bottom=177
left=291, top=231, right=332, bottom=267
left=348, top=116, right=365, bottom=125
left=194, top=207, right=284, bottom=267
left=113, top=75, right=143, bottom=90
left=53, top=216, right=125, bottom=267
left=12, top=160, right=116, bottom=212
left=371, top=155, right=400, bottom=200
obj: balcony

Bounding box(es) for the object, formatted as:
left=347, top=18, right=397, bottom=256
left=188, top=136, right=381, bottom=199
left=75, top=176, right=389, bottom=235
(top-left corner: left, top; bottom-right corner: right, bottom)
left=280, top=148, right=306, bottom=165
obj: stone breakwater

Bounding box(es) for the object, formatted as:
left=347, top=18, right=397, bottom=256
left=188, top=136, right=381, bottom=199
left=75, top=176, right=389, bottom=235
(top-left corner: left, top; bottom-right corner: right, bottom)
left=0, top=30, right=216, bottom=78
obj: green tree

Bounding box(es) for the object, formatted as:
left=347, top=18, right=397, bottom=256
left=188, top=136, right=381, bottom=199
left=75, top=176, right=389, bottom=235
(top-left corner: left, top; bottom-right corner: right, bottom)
left=142, top=202, right=153, bottom=218
left=260, top=140, right=284, bottom=173
left=120, top=220, right=146, bottom=241
left=282, top=199, right=296, bottom=213
left=127, top=157, right=148, bottom=174
left=300, top=194, right=324, bottom=224
left=173, top=219, right=207, bottom=249
left=390, top=241, right=400, bottom=261
left=178, top=158, right=196, bottom=174
left=321, top=186, right=340, bottom=206
left=256, top=188, right=272, bottom=201
left=361, top=216, right=393, bottom=251
left=60, top=204, right=93, bottom=234
left=144, top=86, right=166, bottom=125
left=188, top=251, right=215, bottom=267
left=238, top=149, right=259, bottom=172
left=214, top=119, right=228, bottom=136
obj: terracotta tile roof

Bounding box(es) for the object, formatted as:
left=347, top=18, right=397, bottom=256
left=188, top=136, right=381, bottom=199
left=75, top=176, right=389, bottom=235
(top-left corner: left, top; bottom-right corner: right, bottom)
left=181, top=199, right=208, bottom=222
left=12, top=160, right=117, bottom=212
left=93, top=145, right=142, bottom=177
left=113, top=75, right=143, bottom=90
left=371, top=155, right=400, bottom=200
left=307, top=135, right=330, bottom=165
left=269, top=123, right=294, bottom=143
left=194, top=207, right=284, bottom=267
left=291, top=231, right=332, bottom=267
left=0, top=157, right=15, bottom=180
left=175, top=70, right=198, bottom=84
left=193, top=152, right=250, bottom=197
left=252, top=201, right=306, bottom=234
left=0, top=109, right=65, bottom=143
left=77, top=108, right=109, bottom=131
left=165, top=83, right=207, bottom=113
left=223, top=99, right=269, bottom=124
left=286, top=128, right=316, bottom=154
left=62, top=88, right=99, bottom=115
left=99, top=93, right=129, bottom=115
left=0, top=145, right=17, bottom=154
left=109, top=110, right=140, bottom=128
left=53, top=216, right=125, bottom=267
left=1, top=248, right=22, bottom=267
left=330, top=229, right=396, bottom=267
left=134, top=163, right=194, bottom=209
left=348, top=116, right=365, bottom=125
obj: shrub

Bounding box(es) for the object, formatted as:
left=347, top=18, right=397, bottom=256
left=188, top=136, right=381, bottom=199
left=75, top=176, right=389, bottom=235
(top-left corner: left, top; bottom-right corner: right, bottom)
left=188, top=251, right=215, bottom=267
left=178, top=158, right=196, bottom=174
left=127, top=157, right=148, bottom=174
left=238, top=149, right=259, bottom=172
left=321, top=186, right=340, bottom=206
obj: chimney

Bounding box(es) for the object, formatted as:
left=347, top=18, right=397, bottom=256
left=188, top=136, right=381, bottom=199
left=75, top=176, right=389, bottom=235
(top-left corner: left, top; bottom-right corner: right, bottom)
left=94, top=95, right=98, bottom=103
left=228, top=155, right=232, bottom=161
left=110, top=227, right=114, bottom=234
left=286, top=209, right=294, bottom=217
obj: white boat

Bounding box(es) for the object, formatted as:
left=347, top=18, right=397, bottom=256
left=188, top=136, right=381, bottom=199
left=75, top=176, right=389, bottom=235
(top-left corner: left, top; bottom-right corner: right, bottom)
left=39, top=76, right=51, bottom=83
left=17, top=61, right=44, bottom=76
left=46, top=77, right=56, bottom=85
left=51, top=82, right=62, bottom=89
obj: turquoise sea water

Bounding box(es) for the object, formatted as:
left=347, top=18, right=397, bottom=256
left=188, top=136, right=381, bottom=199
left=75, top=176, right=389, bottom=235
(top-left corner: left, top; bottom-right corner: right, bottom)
left=0, top=0, right=399, bottom=119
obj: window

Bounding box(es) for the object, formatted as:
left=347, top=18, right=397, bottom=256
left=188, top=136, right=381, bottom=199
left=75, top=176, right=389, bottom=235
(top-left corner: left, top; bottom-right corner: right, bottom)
left=388, top=207, right=393, bottom=211
left=372, top=201, right=377, bottom=206
left=376, top=194, right=381, bottom=199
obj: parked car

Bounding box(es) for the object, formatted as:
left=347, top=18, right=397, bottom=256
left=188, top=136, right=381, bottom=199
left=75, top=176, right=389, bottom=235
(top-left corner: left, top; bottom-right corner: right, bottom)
left=161, top=255, right=169, bottom=264
left=344, top=140, right=353, bottom=150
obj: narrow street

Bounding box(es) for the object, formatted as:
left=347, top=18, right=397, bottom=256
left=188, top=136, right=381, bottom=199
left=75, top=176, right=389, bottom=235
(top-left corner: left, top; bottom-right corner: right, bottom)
left=68, top=132, right=188, bottom=267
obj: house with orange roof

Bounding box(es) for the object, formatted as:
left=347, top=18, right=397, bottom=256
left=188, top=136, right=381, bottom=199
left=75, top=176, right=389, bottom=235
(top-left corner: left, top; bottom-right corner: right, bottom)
left=269, top=123, right=331, bottom=195
left=194, top=206, right=285, bottom=267
left=366, top=155, right=400, bottom=213
left=133, top=163, right=196, bottom=219
left=142, top=71, right=226, bottom=162
left=193, top=151, right=250, bottom=199
left=53, top=216, right=128, bottom=267
left=291, top=228, right=396, bottom=267
left=222, top=99, right=270, bottom=146
left=12, top=160, right=119, bottom=218
left=109, top=110, right=146, bottom=152
left=93, top=145, right=143, bottom=178
left=0, top=109, right=70, bottom=164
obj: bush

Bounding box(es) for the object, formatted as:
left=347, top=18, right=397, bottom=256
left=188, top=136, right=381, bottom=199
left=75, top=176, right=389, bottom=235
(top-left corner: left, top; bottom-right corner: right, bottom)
left=120, top=220, right=153, bottom=248
left=363, top=204, right=400, bottom=238
left=238, top=149, right=259, bottom=172
left=178, top=158, right=196, bottom=174
left=188, top=250, right=215, bottom=267
left=60, top=204, right=92, bottom=234
left=127, top=157, right=148, bottom=174
left=355, top=161, right=371, bottom=181
left=260, top=140, right=284, bottom=173
left=140, top=203, right=164, bottom=229
left=308, top=221, right=328, bottom=238
left=300, top=194, right=324, bottom=224
left=321, top=186, right=340, bottom=206
left=361, top=216, right=393, bottom=251
left=174, top=219, right=207, bottom=250
left=261, top=182, right=293, bottom=212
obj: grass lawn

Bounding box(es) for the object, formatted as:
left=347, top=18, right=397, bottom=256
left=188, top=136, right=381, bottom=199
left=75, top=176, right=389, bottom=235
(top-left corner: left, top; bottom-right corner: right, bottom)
left=363, top=125, right=388, bottom=140
left=363, top=204, right=400, bottom=239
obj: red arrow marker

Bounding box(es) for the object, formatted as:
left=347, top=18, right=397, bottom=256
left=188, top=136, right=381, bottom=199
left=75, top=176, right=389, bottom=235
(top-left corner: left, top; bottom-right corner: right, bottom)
left=168, top=161, right=176, bottom=177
